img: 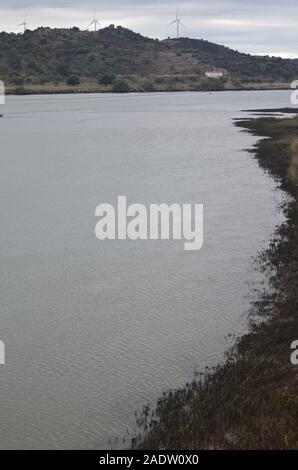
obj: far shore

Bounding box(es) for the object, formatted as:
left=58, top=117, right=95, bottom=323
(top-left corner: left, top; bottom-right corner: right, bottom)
left=4, top=80, right=291, bottom=96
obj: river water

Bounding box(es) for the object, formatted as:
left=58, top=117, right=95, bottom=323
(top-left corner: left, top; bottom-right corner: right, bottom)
left=0, top=90, right=290, bottom=449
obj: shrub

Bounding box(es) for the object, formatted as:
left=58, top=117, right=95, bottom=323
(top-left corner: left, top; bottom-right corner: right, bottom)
left=139, top=78, right=156, bottom=92
left=66, top=75, right=80, bottom=86
left=14, top=86, right=27, bottom=95
left=56, top=64, right=69, bottom=76
left=13, top=76, right=24, bottom=86
left=98, top=73, right=116, bottom=86
left=112, top=78, right=130, bottom=93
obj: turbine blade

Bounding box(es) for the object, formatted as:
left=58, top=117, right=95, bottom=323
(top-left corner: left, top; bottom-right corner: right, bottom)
left=169, top=19, right=177, bottom=25
left=87, top=20, right=95, bottom=27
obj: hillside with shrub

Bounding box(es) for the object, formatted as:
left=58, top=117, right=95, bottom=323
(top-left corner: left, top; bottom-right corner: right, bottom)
left=1, top=25, right=298, bottom=93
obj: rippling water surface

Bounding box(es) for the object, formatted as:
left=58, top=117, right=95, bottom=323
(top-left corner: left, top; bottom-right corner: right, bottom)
left=0, top=90, right=290, bottom=449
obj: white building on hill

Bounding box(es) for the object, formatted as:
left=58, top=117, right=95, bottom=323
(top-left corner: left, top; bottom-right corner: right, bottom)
left=205, top=69, right=227, bottom=79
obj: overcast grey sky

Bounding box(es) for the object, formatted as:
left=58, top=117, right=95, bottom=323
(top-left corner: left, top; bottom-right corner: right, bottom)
left=0, top=0, right=297, bottom=58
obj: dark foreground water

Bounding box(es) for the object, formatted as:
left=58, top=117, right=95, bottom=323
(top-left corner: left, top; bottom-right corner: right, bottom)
left=0, top=90, right=289, bottom=449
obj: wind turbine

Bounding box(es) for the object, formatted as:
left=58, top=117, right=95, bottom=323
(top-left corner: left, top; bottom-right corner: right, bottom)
left=87, top=9, right=100, bottom=32
left=169, top=8, right=183, bottom=38
left=19, top=14, right=28, bottom=33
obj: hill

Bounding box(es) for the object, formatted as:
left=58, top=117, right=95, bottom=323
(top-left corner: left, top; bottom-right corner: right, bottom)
left=0, top=25, right=297, bottom=93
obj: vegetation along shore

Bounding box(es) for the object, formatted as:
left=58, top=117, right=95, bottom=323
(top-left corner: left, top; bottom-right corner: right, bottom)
left=130, top=109, right=298, bottom=450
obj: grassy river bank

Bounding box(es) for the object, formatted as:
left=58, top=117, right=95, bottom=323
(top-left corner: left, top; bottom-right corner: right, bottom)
left=4, top=81, right=291, bottom=96
left=130, top=110, right=298, bottom=450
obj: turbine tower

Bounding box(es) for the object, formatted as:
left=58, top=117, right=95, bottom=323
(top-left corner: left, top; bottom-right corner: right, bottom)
left=88, top=9, right=100, bottom=32
left=19, top=14, right=28, bottom=33
left=169, top=8, right=183, bottom=38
